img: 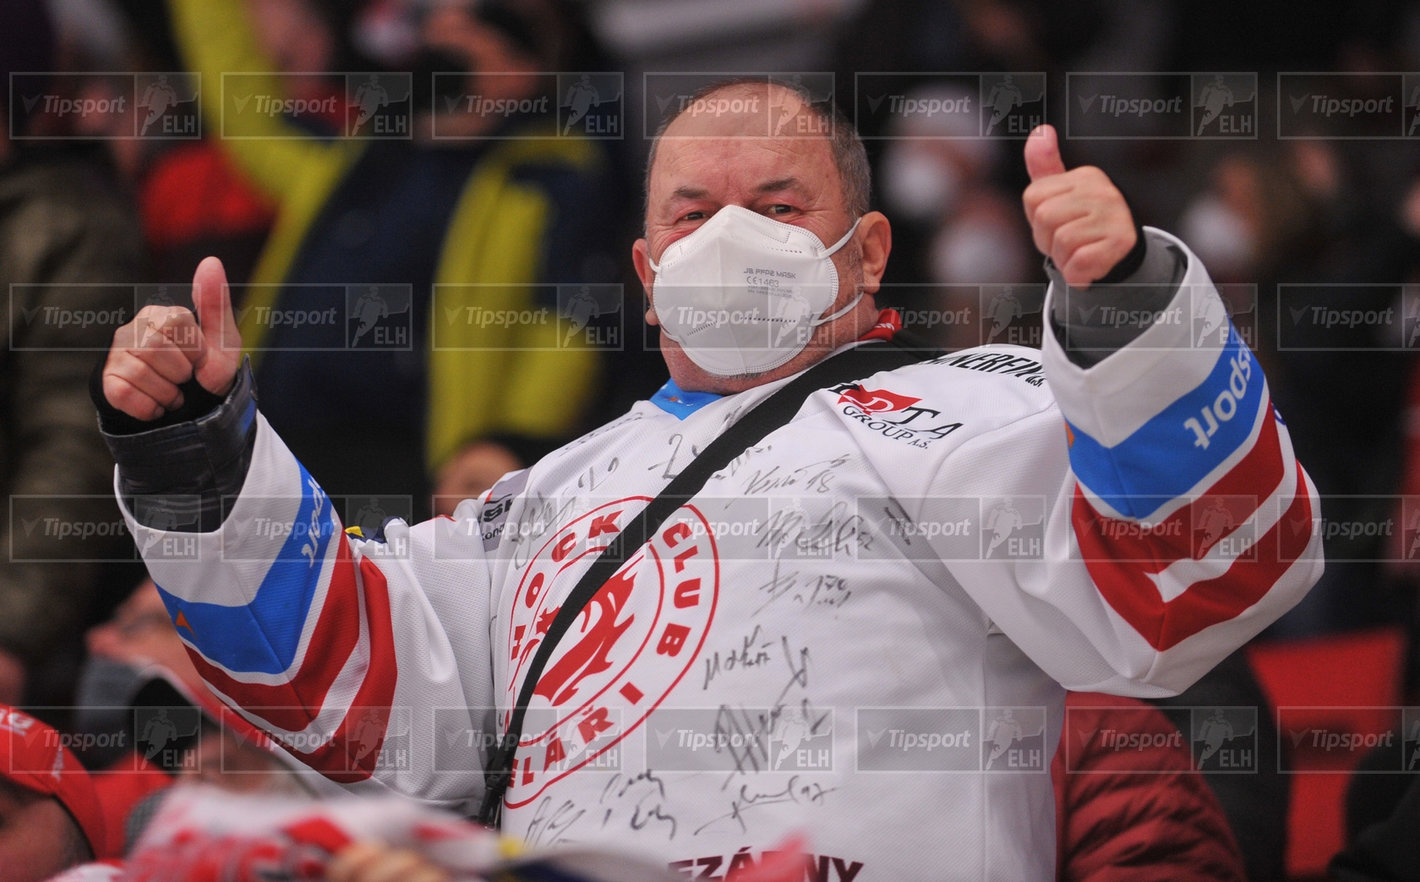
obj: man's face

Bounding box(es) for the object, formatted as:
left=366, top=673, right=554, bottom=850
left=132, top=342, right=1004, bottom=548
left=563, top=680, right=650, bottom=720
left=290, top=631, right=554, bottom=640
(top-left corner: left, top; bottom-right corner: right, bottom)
left=633, top=85, right=876, bottom=392
left=0, top=780, right=84, bottom=881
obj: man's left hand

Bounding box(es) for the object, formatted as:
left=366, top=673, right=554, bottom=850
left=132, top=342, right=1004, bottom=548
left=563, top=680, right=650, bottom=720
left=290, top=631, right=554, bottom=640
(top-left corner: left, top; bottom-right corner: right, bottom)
left=1021, top=124, right=1137, bottom=288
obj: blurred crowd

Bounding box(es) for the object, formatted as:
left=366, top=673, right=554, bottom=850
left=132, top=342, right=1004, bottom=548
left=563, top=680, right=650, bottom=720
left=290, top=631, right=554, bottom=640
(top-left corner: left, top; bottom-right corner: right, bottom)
left=4, top=0, right=1420, bottom=879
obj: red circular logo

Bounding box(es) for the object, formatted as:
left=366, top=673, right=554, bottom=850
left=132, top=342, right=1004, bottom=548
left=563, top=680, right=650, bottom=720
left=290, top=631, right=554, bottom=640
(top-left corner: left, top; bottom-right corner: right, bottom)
left=503, top=498, right=719, bottom=806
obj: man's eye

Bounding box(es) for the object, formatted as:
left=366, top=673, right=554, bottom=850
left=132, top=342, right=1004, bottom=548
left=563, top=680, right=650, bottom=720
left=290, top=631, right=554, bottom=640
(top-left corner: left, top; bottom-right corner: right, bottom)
left=766, top=204, right=793, bottom=215
left=679, top=211, right=706, bottom=222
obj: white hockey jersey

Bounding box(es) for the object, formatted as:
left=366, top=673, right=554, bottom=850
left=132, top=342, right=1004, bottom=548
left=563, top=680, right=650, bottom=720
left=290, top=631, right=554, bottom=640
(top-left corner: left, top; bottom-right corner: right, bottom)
left=121, top=231, right=1322, bottom=881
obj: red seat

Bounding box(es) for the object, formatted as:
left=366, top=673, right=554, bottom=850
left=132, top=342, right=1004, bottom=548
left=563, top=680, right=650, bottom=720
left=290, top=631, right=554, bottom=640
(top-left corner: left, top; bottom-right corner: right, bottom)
left=1246, top=626, right=1406, bottom=880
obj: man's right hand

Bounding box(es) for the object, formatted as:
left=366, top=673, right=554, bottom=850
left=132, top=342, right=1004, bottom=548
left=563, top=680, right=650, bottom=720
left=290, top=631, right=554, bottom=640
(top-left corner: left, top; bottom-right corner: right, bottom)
left=102, top=256, right=242, bottom=420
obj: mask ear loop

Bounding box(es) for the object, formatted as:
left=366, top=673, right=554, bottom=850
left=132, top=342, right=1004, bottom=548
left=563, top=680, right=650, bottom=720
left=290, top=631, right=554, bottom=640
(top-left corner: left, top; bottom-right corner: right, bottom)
left=809, top=217, right=866, bottom=326
left=811, top=290, right=864, bottom=327
left=822, top=216, right=863, bottom=256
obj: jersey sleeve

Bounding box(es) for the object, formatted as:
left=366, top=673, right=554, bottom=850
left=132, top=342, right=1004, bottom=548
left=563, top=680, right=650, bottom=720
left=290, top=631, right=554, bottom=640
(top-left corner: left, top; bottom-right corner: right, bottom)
left=117, top=414, right=496, bottom=810
left=930, top=228, right=1322, bottom=697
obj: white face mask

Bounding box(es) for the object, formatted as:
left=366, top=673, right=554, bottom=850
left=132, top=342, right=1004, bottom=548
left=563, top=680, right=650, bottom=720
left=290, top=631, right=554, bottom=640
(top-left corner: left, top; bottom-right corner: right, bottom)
left=648, top=204, right=862, bottom=377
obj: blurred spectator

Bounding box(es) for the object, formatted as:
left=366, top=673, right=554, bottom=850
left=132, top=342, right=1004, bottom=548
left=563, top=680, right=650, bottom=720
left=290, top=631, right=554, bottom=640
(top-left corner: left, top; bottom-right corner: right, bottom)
left=73, top=578, right=326, bottom=845
left=1150, top=649, right=1289, bottom=882
left=1332, top=771, right=1420, bottom=882
left=0, top=0, right=147, bottom=706
left=867, top=82, right=1034, bottom=351
left=109, top=0, right=354, bottom=283
left=0, top=704, right=108, bottom=878
left=167, top=0, right=629, bottom=520
left=1053, top=693, right=1245, bottom=882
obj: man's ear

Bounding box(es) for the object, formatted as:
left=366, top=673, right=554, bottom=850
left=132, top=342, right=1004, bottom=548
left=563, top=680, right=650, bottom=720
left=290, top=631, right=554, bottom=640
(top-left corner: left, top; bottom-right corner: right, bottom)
left=632, top=237, right=658, bottom=325
left=856, top=211, right=892, bottom=297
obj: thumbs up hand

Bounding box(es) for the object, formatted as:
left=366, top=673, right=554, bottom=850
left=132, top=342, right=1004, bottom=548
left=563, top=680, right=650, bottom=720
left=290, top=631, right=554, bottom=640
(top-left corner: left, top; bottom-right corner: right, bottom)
left=1021, top=124, right=1138, bottom=288
left=102, top=256, right=243, bottom=421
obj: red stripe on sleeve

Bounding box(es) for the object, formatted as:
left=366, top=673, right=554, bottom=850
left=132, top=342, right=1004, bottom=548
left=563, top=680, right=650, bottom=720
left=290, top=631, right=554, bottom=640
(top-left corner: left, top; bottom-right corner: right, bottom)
left=285, top=556, right=399, bottom=782
left=1082, top=462, right=1314, bottom=651
left=183, top=538, right=401, bottom=780
left=185, top=534, right=362, bottom=732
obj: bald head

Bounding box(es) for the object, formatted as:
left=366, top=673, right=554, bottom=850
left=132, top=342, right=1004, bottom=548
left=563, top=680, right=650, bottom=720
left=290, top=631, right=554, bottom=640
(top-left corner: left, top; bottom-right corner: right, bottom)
left=644, top=79, right=870, bottom=227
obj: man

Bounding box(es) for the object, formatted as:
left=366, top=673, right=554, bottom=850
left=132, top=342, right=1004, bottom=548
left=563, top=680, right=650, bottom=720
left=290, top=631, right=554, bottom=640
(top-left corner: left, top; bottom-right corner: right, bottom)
left=0, top=705, right=107, bottom=879
left=96, top=81, right=1321, bottom=879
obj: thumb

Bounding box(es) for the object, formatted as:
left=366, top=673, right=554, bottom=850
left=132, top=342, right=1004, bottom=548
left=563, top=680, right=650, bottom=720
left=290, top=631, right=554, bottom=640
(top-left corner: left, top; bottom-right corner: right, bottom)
left=1024, top=124, right=1067, bottom=181
left=190, top=256, right=242, bottom=393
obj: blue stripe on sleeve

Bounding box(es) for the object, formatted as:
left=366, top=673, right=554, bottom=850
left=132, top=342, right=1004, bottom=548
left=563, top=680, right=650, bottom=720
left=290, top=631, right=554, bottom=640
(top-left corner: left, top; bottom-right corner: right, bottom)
left=1065, top=329, right=1264, bottom=519
left=157, top=464, right=337, bottom=675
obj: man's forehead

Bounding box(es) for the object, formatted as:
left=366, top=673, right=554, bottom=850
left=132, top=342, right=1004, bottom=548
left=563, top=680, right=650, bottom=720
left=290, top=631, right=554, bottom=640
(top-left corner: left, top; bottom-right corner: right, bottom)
left=650, top=85, right=836, bottom=197
left=661, top=83, right=805, bottom=137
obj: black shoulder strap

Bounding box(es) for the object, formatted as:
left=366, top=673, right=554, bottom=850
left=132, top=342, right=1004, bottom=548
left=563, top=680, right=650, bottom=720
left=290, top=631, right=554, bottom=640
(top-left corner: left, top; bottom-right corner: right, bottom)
left=477, top=338, right=935, bottom=826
